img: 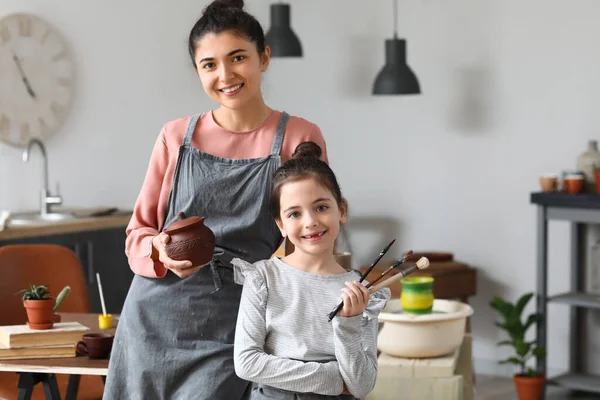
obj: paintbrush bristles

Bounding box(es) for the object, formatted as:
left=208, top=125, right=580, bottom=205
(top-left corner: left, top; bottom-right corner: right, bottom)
left=404, top=250, right=414, bottom=259
left=416, top=257, right=429, bottom=270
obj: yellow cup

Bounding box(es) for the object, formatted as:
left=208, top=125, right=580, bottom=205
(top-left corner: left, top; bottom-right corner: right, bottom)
left=98, top=314, right=113, bottom=329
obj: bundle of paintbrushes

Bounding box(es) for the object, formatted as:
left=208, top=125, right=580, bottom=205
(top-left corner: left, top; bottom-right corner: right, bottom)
left=327, top=241, right=430, bottom=321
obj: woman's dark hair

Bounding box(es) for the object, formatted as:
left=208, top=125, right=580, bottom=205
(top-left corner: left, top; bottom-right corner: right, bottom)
left=270, top=142, right=346, bottom=219
left=188, top=0, right=266, bottom=66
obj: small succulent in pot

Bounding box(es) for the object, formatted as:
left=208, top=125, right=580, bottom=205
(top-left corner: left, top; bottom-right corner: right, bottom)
left=17, top=284, right=51, bottom=301
left=16, top=284, right=55, bottom=330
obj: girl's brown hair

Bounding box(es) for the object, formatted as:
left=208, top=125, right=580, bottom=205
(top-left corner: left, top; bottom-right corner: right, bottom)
left=270, top=142, right=346, bottom=219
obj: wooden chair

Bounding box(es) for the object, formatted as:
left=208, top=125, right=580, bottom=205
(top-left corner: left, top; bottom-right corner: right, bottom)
left=0, top=244, right=105, bottom=400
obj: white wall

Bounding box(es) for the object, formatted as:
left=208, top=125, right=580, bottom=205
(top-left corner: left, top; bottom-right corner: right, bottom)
left=2, top=0, right=600, bottom=376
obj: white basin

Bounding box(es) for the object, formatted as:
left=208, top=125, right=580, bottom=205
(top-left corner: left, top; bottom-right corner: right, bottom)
left=378, top=299, right=474, bottom=358
left=7, top=211, right=76, bottom=227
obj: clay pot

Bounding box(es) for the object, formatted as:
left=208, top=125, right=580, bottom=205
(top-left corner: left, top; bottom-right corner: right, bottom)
left=163, top=212, right=215, bottom=267
left=400, top=276, right=434, bottom=315
left=564, top=175, right=584, bottom=194
left=594, top=170, right=600, bottom=194
left=513, top=373, right=545, bottom=400
left=24, top=299, right=55, bottom=330
left=539, top=174, right=558, bottom=192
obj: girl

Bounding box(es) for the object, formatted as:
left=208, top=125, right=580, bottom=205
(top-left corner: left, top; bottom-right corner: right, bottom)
left=104, top=1, right=329, bottom=399
left=232, top=142, right=391, bottom=400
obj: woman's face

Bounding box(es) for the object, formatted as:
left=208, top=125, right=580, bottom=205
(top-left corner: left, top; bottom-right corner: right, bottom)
left=193, top=31, right=269, bottom=110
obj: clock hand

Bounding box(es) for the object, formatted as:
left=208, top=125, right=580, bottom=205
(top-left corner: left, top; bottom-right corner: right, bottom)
left=12, top=53, right=37, bottom=99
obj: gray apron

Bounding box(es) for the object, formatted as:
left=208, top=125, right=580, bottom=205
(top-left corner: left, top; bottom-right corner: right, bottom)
left=104, top=112, right=288, bottom=400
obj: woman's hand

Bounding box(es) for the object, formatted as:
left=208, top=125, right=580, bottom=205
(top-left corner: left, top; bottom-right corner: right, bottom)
left=338, top=280, right=370, bottom=318
left=152, top=233, right=209, bottom=278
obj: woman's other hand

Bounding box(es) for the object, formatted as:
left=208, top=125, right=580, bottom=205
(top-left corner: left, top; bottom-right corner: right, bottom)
left=338, top=280, right=370, bottom=318
left=152, top=233, right=209, bottom=278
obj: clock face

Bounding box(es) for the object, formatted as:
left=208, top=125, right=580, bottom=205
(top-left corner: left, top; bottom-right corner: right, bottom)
left=0, top=13, right=74, bottom=147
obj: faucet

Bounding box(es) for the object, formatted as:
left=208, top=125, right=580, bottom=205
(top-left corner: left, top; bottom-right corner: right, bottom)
left=22, top=139, right=62, bottom=216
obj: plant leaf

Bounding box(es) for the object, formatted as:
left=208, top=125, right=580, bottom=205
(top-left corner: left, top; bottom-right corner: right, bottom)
left=499, top=357, right=522, bottom=365
left=532, top=347, right=547, bottom=359
left=515, top=293, right=533, bottom=317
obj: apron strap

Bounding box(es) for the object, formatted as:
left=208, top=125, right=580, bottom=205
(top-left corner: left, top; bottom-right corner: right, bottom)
left=183, top=114, right=201, bottom=146
left=270, top=112, right=290, bottom=156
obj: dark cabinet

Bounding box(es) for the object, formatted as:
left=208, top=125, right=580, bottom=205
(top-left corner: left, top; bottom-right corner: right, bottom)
left=0, top=227, right=133, bottom=314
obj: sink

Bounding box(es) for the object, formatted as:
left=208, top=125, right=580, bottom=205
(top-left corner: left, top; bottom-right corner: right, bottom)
left=7, top=211, right=76, bottom=227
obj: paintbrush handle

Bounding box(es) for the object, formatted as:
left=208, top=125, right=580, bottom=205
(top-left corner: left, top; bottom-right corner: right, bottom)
left=369, top=266, right=418, bottom=293
left=365, top=261, right=403, bottom=288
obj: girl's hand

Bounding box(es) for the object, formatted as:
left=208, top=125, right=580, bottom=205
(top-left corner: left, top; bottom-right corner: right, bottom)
left=338, top=280, right=370, bottom=318
left=341, top=383, right=352, bottom=395
left=152, top=233, right=209, bottom=278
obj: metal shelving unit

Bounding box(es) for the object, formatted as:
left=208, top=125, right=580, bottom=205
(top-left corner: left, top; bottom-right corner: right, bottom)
left=531, top=192, right=600, bottom=397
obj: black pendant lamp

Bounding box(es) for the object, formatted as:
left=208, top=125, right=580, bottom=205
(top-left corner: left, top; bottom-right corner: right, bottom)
left=372, top=0, right=421, bottom=95
left=265, top=2, right=303, bottom=57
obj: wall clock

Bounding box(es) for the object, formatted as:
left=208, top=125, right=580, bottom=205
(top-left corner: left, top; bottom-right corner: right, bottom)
left=0, top=13, right=75, bottom=147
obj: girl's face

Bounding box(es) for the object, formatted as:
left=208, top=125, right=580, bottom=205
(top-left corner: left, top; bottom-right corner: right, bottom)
left=194, top=31, right=269, bottom=110
left=275, top=178, right=346, bottom=259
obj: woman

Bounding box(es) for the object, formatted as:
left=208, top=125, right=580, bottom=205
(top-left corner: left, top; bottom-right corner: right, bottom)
left=103, top=1, right=328, bottom=399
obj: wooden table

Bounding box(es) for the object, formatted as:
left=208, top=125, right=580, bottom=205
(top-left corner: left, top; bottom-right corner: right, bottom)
left=0, top=313, right=117, bottom=400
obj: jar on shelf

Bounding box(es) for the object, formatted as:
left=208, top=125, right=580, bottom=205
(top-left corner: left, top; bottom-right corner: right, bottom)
left=576, top=140, right=600, bottom=192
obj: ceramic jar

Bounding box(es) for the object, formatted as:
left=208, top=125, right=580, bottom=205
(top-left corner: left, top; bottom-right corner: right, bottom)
left=400, top=276, right=434, bottom=314
left=163, top=212, right=216, bottom=267
left=576, top=140, right=600, bottom=192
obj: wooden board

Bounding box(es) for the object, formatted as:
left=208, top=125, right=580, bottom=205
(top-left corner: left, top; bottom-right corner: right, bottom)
left=0, top=322, right=89, bottom=348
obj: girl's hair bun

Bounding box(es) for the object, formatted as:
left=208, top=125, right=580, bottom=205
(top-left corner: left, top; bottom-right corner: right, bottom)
left=205, top=0, right=244, bottom=12
left=291, top=142, right=322, bottom=160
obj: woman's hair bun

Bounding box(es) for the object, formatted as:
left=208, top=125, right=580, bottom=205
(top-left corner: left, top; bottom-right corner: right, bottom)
left=291, top=142, right=322, bottom=160
left=206, top=0, right=244, bottom=12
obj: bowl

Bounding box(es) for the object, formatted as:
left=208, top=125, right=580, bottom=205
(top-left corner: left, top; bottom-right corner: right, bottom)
left=377, top=299, right=473, bottom=358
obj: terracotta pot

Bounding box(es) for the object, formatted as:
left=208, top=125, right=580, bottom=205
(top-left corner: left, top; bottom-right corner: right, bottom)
left=163, top=212, right=216, bottom=267
left=539, top=174, right=558, bottom=192
left=24, top=299, right=55, bottom=330
left=594, top=170, right=600, bottom=194
left=513, top=373, right=545, bottom=400
left=564, top=175, right=584, bottom=194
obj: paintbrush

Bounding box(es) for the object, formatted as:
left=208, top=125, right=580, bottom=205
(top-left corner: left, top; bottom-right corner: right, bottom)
left=365, top=250, right=414, bottom=289
left=368, top=257, right=430, bottom=293
left=327, top=239, right=396, bottom=322
left=359, top=239, right=396, bottom=282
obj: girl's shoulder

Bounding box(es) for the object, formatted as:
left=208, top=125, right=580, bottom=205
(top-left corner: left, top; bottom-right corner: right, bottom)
left=231, top=257, right=277, bottom=285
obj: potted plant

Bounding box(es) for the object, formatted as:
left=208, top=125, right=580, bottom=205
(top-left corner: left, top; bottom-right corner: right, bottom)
left=16, top=284, right=55, bottom=330
left=490, top=292, right=547, bottom=400
left=52, top=286, right=71, bottom=323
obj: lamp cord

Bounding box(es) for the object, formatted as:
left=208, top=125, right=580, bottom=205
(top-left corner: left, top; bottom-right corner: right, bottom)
left=393, top=0, right=398, bottom=38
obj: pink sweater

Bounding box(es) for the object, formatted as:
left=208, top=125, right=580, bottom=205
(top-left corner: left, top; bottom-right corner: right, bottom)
left=125, top=111, right=328, bottom=278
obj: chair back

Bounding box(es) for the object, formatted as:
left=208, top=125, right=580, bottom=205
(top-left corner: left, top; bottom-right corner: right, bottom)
left=0, top=244, right=91, bottom=326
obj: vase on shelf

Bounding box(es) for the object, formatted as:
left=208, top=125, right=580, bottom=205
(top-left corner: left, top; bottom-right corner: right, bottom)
left=576, top=140, right=600, bottom=193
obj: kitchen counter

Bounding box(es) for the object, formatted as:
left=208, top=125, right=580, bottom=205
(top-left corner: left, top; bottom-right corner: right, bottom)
left=0, top=213, right=132, bottom=241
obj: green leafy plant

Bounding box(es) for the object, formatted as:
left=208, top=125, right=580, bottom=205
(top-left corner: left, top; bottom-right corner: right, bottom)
left=53, top=286, right=71, bottom=313
left=490, top=292, right=547, bottom=377
left=16, top=284, right=51, bottom=301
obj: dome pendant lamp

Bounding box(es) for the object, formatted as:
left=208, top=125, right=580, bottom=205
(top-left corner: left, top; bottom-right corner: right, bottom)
left=265, top=2, right=303, bottom=57
left=372, top=0, right=421, bottom=95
